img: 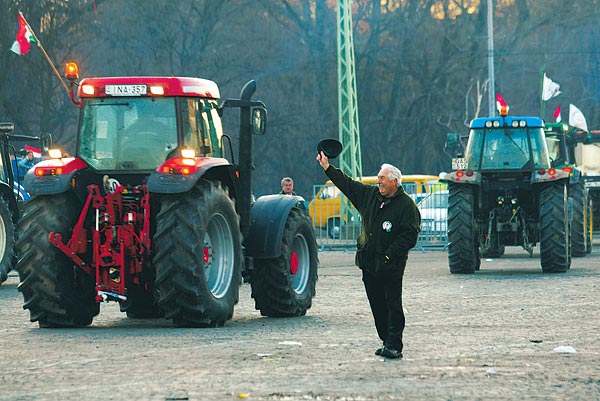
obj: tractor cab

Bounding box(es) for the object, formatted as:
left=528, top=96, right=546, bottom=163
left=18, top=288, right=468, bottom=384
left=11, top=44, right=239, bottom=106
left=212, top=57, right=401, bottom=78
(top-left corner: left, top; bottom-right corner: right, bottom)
left=75, top=76, right=223, bottom=172
left=461, top=115, right=551, bottom=172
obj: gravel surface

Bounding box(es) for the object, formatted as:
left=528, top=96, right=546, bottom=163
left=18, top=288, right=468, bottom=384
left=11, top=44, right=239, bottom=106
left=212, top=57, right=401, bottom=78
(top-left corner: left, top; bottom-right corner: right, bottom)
left=1, top=246, right=599, bottom=401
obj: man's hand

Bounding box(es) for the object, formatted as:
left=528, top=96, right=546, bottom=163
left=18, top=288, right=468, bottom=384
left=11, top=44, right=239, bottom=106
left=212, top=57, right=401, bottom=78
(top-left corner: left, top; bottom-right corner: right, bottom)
left=317, top=151, right=330, bottom=170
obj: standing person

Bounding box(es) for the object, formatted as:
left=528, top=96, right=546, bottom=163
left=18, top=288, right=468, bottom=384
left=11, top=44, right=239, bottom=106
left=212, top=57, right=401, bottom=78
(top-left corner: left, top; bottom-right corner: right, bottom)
left=316, top=151, right=421, bottom=359
left=18, top=150, right=38, bottom=173
left=280, top=177, right=296, bottom=195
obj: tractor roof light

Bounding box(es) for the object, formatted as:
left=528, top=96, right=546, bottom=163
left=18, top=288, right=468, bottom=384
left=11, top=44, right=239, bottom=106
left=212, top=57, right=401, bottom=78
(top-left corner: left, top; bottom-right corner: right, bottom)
left=65, top=61, right=79, bottom=81
left=81, top=85, right=95, bottom=95
left=519, top=120, right=526, bottom=127
left=149, top=85, right=165, bottom=95
left=493, top=121, right=500, bottom=127
left=511, top=121, right=519, bottom=128
left=485, top=121, right=492, bottom=128
left=499, top=105, right=509, bottom=116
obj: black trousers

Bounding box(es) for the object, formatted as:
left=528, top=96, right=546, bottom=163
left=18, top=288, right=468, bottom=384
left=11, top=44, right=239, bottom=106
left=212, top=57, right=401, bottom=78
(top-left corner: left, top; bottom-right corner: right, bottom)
left=362, top=269, right=405, bottom=351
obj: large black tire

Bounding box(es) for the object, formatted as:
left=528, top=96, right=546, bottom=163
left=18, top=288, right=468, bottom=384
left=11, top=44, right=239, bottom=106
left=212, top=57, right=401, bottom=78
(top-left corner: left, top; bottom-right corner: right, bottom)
left=153, top=180, right=242, bottom=327
left=447, top=184, right=478, bottom=274
left=15, top=194, right=99, bottom=327
left=251, top=208, right=318, bottom=317
left=540, top=183, right=571, bottom=273
left=0, top=196, right=16, bottom=285
left=570, top=181, right=587, bottom=257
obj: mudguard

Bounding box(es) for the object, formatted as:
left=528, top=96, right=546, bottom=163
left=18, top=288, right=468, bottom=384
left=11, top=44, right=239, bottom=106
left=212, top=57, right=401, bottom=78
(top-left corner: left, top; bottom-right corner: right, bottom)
left=244, top=194, right=307, bottom=259
left=24, top=158, right=88, bottom=196
left=147, top=157, right=236, bottom=194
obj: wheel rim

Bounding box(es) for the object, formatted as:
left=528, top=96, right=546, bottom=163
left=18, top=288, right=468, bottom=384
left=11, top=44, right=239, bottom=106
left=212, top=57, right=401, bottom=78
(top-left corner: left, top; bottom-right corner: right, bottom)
left=202, top=213, right=234, bottom=299
left=0, top=213, right=6, bottom=262
left=290, top=232, right=310, bottom=295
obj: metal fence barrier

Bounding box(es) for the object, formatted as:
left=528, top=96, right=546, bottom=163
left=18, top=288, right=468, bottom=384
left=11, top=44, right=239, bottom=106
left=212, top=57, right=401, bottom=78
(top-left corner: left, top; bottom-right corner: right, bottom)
left=309, top=183, right=448, bottom=251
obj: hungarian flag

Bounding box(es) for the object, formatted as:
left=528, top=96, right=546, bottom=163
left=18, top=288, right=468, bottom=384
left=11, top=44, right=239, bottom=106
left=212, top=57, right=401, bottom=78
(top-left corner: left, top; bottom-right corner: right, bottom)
left=495, top=93, right=509, bottom=114
left=10, top=13, right=37, bottom=56
left=24, top=145, right=42, bottom=159
left=553, top=105, right=562, bottom=123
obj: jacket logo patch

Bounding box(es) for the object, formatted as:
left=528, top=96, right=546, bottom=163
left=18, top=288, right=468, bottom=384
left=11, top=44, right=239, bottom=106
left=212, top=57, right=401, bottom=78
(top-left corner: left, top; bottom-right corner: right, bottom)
left=382, top=221, right=392, bottom=232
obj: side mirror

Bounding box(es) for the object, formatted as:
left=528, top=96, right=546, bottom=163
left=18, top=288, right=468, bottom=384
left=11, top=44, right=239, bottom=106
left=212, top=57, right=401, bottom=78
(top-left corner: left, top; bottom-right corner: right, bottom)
left=40, top=133, right=53, bottom=154
left=0, top=122, right=14, bottom=134
left=252, top=107, right=267, bottom=135
left=445, top=132, right=464, bottom=157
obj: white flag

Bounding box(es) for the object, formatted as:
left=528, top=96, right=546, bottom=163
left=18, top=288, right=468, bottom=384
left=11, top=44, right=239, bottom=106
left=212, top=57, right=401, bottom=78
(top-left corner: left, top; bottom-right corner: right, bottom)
left=542, top=73, right=561, bottom=101
left=569, top=104, right=588, bottom=132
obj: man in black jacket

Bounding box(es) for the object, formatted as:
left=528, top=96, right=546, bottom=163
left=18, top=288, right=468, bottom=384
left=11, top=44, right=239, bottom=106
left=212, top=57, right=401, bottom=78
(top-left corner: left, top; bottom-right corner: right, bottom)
left=317, top=151, right=421, bottom=359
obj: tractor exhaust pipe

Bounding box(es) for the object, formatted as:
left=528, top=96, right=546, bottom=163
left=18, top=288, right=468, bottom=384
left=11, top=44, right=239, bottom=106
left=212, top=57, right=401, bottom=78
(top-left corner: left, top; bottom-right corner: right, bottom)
left=237, top=80, right=256, bottom=237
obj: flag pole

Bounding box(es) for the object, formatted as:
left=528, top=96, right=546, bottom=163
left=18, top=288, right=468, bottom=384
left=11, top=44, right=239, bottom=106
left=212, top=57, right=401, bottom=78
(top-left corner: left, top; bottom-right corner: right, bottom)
left=539, top=67, right=545, bottom=120
left=18, top=12, right=70, bottom=97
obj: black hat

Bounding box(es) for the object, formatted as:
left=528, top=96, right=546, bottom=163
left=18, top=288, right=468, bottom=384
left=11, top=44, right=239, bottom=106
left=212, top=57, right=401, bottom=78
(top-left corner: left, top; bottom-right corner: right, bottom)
left=317, top=139, right=342, bottom=159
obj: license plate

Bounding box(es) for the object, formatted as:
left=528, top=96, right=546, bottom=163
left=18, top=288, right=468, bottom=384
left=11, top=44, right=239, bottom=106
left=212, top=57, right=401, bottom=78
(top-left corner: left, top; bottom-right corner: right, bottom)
left=452, top=157, right=468, bottom=170
left=105, top=85, right=147, bottom=96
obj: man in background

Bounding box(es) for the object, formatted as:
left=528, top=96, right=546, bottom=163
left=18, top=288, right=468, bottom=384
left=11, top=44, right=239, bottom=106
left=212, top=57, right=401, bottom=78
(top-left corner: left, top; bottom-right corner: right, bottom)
left=280, top=177, right=296, bottom=195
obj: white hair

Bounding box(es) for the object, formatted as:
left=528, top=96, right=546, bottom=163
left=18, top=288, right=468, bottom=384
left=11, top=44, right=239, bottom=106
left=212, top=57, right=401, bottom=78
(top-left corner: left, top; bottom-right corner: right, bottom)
left=380, top=163, right=403, bottom=187
left=281, top=176, right=294, bottom=187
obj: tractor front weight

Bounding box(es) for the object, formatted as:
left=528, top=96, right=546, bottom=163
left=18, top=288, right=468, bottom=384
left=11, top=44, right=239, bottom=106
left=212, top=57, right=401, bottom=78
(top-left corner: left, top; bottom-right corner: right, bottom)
left=49, top=183, right=151, bottom=303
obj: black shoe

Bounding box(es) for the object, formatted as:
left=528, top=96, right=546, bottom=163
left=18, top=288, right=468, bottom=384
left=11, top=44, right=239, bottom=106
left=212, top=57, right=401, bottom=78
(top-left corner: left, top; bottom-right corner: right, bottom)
left=375, top=348, right=384, bottom=356
left=380, top=346, right=402, bottom=359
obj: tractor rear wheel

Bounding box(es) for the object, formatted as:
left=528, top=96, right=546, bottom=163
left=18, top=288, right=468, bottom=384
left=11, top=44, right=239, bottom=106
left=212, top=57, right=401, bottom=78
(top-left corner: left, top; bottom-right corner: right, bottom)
left=570, top=181, right=587, bottom=257
left=251, top=208, right=318, bottom=317
left=153, top=180, right=242, bottom=327
left=447, top=184, right=478, bottom=274
left=15, top=194, right=99, bottom=327
left=0, top=196, right=15, bottom=285
left=540, top=183, right=570, bottom=273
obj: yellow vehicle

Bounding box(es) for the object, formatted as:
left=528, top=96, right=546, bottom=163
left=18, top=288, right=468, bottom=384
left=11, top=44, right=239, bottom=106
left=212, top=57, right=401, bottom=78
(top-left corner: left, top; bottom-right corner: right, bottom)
left=308, top=174, right=441, bottom=238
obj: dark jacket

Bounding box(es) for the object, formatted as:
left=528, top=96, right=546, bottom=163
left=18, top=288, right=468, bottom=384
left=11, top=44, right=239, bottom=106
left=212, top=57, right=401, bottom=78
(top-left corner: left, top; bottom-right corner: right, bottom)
left=325, top=165, right=421, bottom=276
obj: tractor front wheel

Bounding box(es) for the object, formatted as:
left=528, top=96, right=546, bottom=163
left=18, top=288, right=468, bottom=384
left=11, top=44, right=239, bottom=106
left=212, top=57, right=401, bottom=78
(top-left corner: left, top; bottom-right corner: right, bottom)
left=153, top=180, right=242, bottom=327
left=251, top=209, right=318, bottom=317
left=15, top=194, right=99, bottom=327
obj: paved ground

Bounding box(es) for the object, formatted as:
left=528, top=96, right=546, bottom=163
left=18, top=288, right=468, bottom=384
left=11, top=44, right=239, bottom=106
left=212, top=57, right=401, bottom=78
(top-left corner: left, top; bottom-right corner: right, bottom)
left=1, top=245, right=599, bottom=401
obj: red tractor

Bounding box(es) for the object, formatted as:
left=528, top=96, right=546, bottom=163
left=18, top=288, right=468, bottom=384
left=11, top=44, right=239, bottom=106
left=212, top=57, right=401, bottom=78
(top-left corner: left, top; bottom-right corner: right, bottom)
left=15, top=63, right=318, bottom=327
